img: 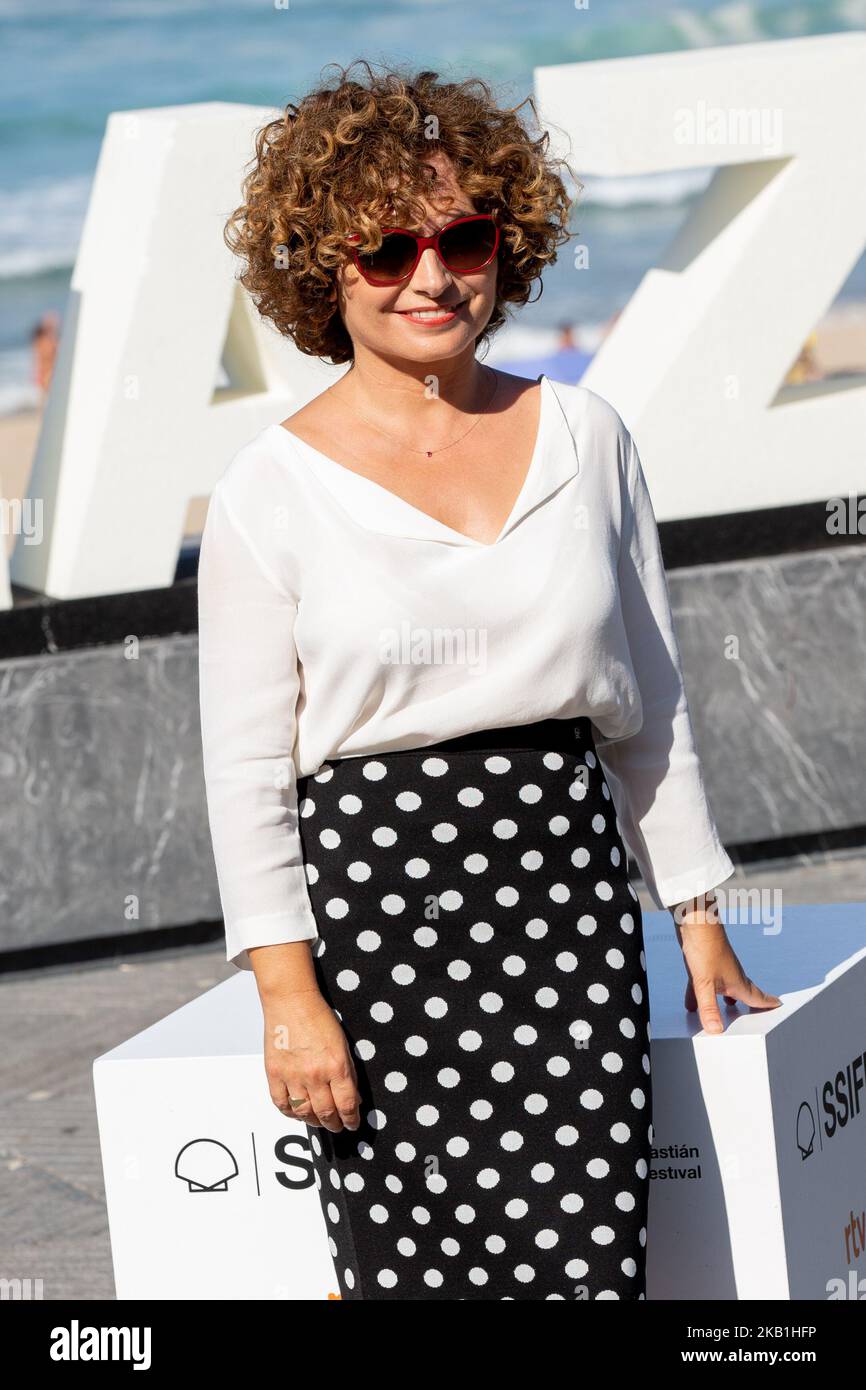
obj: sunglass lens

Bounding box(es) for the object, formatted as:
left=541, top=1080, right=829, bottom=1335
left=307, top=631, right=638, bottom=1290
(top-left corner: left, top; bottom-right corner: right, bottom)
left=439, top=219, right=497, bottom=272
left=357, top=231, right=417, bottom=282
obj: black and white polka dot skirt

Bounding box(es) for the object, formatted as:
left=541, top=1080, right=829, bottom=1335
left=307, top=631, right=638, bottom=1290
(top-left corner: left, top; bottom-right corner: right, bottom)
left=295, top=716, right=653, bottom=1301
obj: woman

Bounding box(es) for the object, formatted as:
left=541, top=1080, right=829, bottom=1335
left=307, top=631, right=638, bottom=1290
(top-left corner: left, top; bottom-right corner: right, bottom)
left=198, top=61, right=780, bottom=1301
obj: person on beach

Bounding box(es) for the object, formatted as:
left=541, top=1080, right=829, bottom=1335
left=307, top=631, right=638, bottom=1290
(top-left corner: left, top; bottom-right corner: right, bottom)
left=197, top=59, right=780, bottom=1301
left=30, top=311, right=60, bottom=399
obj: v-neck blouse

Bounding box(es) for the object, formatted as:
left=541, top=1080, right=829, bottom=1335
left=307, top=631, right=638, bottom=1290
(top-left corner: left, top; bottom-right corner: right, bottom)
left=278, top=373, right=552, bottom=548
left=197, top=374, right=735, bottom=970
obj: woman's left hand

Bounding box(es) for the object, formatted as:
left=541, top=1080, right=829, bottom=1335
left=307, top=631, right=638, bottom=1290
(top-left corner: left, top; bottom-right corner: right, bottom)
left=672, top=894, right=782, bottom=1035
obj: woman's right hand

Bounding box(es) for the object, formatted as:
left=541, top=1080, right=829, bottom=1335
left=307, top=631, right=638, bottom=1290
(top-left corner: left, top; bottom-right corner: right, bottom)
left=262, top=987, right=362, bottom=1132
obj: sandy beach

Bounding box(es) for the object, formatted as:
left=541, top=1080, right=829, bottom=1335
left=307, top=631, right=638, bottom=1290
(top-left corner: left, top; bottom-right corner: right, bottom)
left=3, top=302, right=865, bottom=561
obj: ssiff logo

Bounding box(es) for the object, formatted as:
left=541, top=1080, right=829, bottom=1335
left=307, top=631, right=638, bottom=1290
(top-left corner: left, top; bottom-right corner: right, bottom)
left=797, top=1046, right=866, bottom=1161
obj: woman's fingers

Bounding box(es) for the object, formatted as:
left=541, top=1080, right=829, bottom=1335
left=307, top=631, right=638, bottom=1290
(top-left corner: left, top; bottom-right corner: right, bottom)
left=685, top=974, right=729, bottom=1013
left=305, top=1082, right=355, bottom=1133
left=268, top=1074, right=305, bottom=1119
left=722, top=973, right=782, bottom=1010
left=684, top=975, right=696, bottom=1011
left=690, top=977, right=725, bottom=1035
left=684, top=969, right=782, bottom=1036
left=270, top=1059, right=361, bottom=1131
left=330, top=1075, right=362, bottom=1131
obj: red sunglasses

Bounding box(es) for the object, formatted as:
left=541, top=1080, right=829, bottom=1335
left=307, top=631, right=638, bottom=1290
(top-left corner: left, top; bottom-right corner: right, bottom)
left=346, top=213, right=500, bottom=286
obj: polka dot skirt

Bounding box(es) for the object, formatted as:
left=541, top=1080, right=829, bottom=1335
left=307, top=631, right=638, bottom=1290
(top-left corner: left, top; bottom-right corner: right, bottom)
left=295, top=717, right=653, bottom=1300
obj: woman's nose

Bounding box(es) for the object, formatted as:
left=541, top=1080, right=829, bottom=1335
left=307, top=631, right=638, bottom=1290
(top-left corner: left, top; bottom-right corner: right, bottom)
left=409, top=245, right=453, bottom=292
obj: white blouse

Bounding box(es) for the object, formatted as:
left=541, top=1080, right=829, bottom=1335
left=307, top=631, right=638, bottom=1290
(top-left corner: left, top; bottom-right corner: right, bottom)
left=197, top=373, right=735, bottom=971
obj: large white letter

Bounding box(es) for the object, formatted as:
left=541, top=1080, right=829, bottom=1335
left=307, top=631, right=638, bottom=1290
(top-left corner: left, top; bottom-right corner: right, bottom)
left=12, top=103, right=340, bottom=600
left=535, top=33, right=866, bottom=518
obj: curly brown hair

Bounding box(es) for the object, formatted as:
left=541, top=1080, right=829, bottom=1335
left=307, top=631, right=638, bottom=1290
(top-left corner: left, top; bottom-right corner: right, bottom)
left=223, top=59, right=579, bottom=364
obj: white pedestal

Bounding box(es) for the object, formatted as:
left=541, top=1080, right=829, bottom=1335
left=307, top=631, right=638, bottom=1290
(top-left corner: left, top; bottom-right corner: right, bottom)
left=93, top=902, right=866, bottom=1300
left=645, top=899, right=866, bottom=1301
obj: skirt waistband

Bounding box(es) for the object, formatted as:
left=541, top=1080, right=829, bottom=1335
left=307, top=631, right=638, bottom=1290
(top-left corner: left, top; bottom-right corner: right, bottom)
left=299, top=718, right=597, bottom=792
left=399, top=716, right=594, bottom=758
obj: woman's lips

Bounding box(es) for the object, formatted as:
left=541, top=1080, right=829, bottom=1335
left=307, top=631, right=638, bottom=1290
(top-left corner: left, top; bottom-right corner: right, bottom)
left=397, top=301, right=467, bottom=326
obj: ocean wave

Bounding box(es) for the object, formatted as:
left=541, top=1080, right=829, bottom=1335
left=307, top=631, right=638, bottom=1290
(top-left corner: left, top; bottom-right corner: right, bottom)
left=0, top=380, right=41, bottom=416
left=0, top=176, right=90, bottom=281
left=578, top=168, right=713, bottom=209
left=550, top=0, right=866, bottom=58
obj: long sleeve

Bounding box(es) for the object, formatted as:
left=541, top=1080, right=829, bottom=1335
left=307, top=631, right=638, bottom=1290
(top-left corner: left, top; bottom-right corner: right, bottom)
left=196, top=479, right=319, bottom=971
left=594, top=430, right=736, bottom=910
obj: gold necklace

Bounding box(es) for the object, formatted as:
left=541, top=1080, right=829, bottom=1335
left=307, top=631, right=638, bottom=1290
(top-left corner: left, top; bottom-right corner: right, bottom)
left=340, top=367, right=500, bottom=459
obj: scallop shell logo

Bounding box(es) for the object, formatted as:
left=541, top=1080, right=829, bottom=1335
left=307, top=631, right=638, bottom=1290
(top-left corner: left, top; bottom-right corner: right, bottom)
left=175, top=1138, right=239, bottom=1191
left=795, top=1101, right=816, bottom=1160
